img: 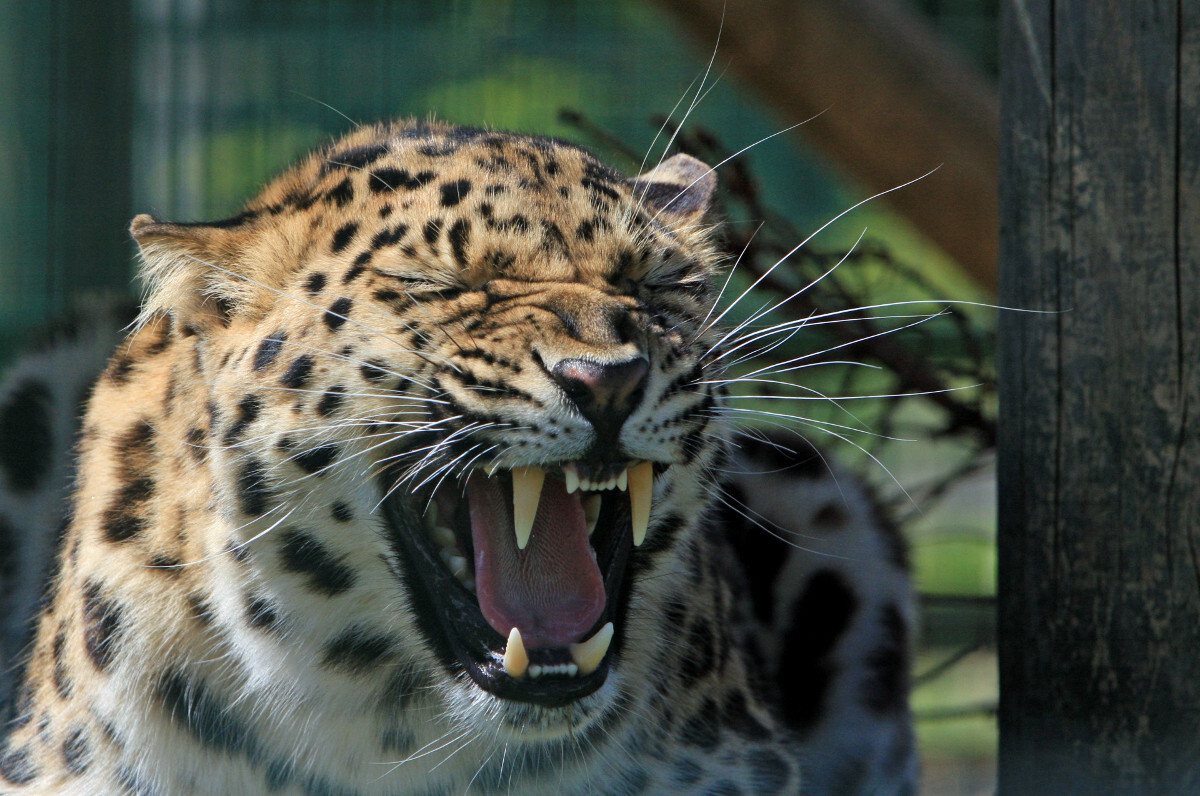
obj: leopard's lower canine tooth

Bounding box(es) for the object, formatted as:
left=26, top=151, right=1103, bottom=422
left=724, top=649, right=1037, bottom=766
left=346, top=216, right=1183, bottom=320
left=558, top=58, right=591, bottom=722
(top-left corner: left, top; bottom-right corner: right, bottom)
left=617, top=468, right=628, bottom=491
left=569, top=622, right=614, bottom=675
left=628, top=461, right=653, bottom=546
left=512, top=466, right=545, bottom=550
left=503, top=627, right=529, bottom=679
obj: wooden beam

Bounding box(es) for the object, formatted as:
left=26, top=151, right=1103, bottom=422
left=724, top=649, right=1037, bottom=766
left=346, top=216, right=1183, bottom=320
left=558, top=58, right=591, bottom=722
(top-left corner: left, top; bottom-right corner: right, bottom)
left=998, top=0, right=1200, bottom=790
left=651, top=0, right=1000, bottom=290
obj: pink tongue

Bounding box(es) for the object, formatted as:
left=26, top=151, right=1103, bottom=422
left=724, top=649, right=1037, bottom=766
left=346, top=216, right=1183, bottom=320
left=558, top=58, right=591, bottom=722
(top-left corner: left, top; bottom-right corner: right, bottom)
left=468, top=472, right=605, bottom=649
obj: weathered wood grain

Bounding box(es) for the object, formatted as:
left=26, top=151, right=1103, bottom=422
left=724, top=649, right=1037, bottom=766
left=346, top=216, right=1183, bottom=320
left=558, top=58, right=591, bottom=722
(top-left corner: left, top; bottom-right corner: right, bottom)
left=998, top=0, right=1200, bottom=791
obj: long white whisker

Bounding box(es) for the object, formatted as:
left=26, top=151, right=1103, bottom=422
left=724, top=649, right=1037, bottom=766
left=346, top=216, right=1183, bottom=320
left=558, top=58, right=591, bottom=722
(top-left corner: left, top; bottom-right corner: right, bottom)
left=719, top=226, right=868, bottom=341
left=638, top=1, right=725, bottom=179
left=714, top=480, right=847, bottom=552
left=696, top=221, right=764, bottom=335
left=713, top=315, right=815, bottom=370
left=637, top=73, right=705, bottom=178
left=718, top=386, right=979, bottom=403
left=703, top=169, right=942, bottom=337
left=292, top=92, right=362, bottom=129
left=736, top=308, right=951, bottom=381
left=711, top=406, right=914, bottom=443
left=712, top=312, right=940, bottom=366
left=704, top=369, right=878, bottom=392
left=647, top=113, right=825, bottom=229
left=704, top=226, right=868, bottom=355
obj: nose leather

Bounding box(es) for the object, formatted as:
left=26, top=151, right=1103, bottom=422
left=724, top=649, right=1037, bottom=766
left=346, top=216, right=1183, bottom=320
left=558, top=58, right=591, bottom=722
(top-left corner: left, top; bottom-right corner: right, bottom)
left=550, top=357, right=650, bottom=441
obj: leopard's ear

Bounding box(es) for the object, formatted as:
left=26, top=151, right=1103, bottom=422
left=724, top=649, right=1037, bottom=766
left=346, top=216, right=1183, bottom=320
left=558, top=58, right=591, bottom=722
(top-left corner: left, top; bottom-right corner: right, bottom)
left=630, top=154, right=716, bottom=226
left=130, top=213, right=261, bottom=332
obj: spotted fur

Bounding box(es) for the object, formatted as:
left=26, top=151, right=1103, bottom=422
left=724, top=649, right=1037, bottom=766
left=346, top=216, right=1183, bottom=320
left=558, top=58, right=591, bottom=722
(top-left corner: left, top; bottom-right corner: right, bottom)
left=0, top=120, right=914, bottom=794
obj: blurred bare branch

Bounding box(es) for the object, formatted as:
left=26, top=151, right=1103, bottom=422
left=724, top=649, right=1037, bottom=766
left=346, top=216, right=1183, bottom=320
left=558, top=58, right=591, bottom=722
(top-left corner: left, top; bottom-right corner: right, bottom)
left=649, top=0, right=999, bottom=291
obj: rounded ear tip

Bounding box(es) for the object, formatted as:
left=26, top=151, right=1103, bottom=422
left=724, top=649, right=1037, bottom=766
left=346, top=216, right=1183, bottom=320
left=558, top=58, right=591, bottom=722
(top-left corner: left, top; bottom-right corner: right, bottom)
left=667, top=153, right=709, bottom=172
left=672, top=155, right=716, bottom=195
left=650, top=153, right=714, bottom=185
left=130, top=214, right=161, bottom=237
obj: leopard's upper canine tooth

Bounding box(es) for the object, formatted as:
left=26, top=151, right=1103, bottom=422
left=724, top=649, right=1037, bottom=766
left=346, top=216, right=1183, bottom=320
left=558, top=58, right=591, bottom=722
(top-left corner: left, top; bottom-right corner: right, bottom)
left=512, top=466, right=545, bottom=550
left=628, top=461, right=653, bottom=546
left=563, top=463, right=580, bottom=494
left=583, top=494, right=602, bottom=535
left=569, top=622, right=614, bottom=675
left=503, top=627, right=529, bottom=679
left=617, top=469, right=628, bottom=491
left=423, top=502, right=438, bottom=528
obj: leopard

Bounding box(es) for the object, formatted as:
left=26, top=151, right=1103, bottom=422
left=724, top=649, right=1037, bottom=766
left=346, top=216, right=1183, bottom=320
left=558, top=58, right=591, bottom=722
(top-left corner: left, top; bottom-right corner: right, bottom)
left=0, top=120, right=915, bottom=794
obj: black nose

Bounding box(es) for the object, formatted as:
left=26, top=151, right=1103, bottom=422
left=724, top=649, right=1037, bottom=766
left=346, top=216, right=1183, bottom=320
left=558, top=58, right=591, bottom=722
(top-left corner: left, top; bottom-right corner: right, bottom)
left=550, top=357, right=650, bottom=439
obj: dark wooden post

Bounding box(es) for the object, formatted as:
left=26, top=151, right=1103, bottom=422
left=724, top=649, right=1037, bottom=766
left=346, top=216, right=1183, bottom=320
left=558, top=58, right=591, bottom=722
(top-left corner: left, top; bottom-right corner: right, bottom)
left=998, top=1, right=1200, bottom=792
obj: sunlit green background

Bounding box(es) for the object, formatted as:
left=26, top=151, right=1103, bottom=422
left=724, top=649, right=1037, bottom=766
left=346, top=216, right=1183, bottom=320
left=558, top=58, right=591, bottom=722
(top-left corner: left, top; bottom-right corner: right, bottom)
left=0, top=1, right=1000, bottom=791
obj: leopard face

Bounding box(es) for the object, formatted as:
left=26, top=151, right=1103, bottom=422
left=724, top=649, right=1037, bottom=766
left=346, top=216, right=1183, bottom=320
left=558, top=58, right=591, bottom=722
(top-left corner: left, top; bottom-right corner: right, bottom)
left=127, top=120, right=727, bottom=737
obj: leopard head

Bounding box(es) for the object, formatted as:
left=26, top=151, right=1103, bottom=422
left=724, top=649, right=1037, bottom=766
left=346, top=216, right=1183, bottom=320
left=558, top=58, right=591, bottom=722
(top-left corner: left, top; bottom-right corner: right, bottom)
left=130, top=121, right=725, bottom=733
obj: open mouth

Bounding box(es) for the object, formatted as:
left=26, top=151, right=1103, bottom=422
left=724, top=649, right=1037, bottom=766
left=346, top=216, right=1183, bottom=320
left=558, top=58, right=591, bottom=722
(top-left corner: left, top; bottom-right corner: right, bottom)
left=381, top=459, right=657, bottom=707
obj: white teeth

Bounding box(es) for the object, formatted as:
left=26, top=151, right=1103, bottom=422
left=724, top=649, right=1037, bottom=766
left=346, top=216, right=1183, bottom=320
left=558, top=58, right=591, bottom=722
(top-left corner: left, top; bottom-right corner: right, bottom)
left=432, top=524, right=456, bottom=549
left=628, top=461, right=653, bottom=546
left=438, top=547, right=463, bottom=569
left=528, top=662, right=579, bottom=679
left=503, top=627, right=529, bottom=679
left=428, top=504, right=471, bottom=588
left=504, top=622, right=614, bottom=681
left=563, top=463, right=580, bottom=494
left=583, top=494, right=602, bottom=536
left=511, top=466, right=545, bottom=550
left=569, top=622, right=614, bottom=675
left=446, top=553, right=468, bottom=579
left=575, top=471, right=627, bottom=492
